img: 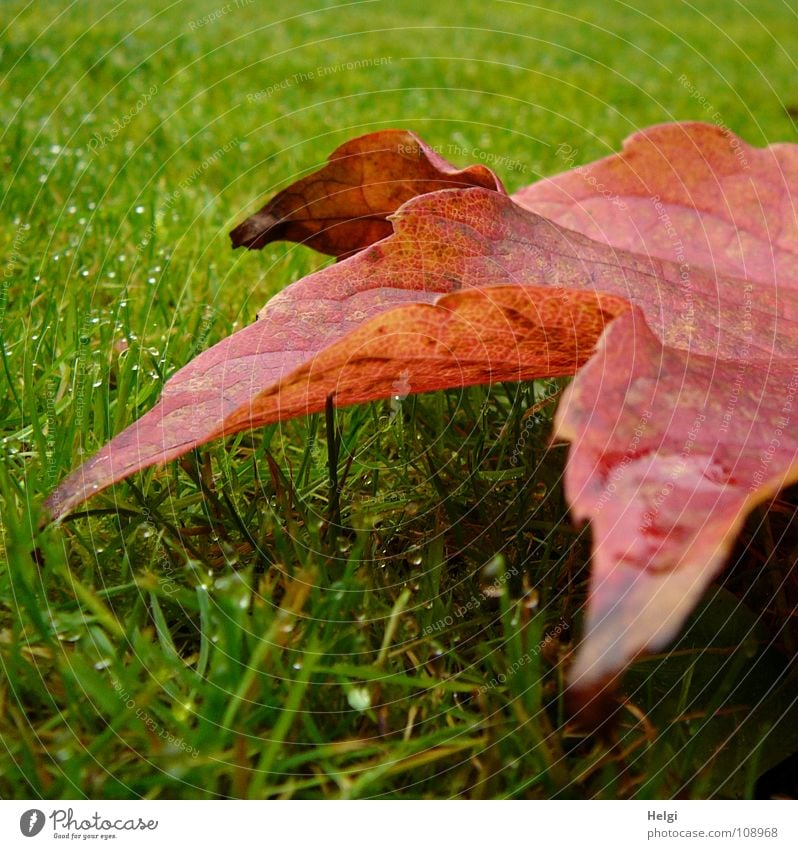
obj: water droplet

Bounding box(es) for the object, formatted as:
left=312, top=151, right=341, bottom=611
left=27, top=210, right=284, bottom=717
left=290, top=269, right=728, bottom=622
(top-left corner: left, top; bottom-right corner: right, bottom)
left=135, top=206, right=145, bottom=214
left=347, top=687, right=371, bottom=711
left=482, top=555, right=504, bottom=579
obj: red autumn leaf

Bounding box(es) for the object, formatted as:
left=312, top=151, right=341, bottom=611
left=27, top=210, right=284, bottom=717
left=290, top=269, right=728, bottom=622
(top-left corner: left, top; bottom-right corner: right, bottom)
left=229, top=130, right=504, bottom=258
left=46, top=123, right=798, bottom=693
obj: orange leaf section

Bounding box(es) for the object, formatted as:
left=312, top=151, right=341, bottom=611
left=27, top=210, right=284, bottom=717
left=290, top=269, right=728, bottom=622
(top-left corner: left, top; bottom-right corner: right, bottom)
left=226, top=286, right=627, bottom=432
left=230, top=130, right=504, bottom=258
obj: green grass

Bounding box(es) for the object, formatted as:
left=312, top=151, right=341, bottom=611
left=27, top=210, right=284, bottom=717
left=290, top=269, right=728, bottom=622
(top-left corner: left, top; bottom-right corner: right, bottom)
left=1, top=0, right=797, bottom=799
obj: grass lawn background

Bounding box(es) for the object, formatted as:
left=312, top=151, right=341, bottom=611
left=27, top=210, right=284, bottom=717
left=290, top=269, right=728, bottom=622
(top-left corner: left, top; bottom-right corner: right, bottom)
left=1, top=0, right=797, bottom=798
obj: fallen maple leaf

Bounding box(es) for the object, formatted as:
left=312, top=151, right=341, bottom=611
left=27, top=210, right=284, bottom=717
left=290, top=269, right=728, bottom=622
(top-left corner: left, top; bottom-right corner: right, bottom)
left=46, top=123, right=798, bottom=695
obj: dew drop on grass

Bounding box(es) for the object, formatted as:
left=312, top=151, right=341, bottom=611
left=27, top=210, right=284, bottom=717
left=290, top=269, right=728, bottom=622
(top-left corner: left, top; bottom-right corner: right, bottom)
left=482, top=554, right=504, bottom=579
left=135, top=205, right=145, bottom=214
left=347, top=687, right=371, bottom=711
